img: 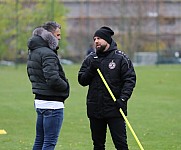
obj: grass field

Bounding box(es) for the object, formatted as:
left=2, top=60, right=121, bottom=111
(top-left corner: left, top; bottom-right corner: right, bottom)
left=0, top=64, right=181, bottom=150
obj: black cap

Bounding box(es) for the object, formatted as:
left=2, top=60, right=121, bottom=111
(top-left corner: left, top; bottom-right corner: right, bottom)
left=93, top=26, right=114, bottom=44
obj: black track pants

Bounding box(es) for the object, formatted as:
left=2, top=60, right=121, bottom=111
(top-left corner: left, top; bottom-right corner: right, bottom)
left=89, top=117, right=128, bottom=150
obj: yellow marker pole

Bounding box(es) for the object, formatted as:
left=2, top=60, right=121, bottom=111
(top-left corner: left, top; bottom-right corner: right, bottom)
left=0, top=129, right=7, bottom=134
left=97, top=69, right=144, bottom=150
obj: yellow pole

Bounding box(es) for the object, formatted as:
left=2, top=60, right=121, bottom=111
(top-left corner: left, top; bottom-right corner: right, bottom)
left=97, top=69, right=144, bottom=150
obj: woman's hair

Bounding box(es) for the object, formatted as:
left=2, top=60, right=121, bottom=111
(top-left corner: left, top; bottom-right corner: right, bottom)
left=42, top=21, right=61, bottom=33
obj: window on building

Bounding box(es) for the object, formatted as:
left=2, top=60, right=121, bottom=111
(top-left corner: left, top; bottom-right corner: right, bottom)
left=159, top=17, right=175, bottom=25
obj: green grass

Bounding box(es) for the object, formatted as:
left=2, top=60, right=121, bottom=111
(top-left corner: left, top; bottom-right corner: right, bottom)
left=0, top=64, right=181, bottom=150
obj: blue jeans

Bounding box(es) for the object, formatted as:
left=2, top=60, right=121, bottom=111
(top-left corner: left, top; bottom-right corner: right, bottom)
left=33, top=108, right=64, bottom=150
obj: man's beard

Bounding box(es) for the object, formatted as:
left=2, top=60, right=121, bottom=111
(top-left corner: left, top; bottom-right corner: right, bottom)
left=96, top=44, right=107, bottom=54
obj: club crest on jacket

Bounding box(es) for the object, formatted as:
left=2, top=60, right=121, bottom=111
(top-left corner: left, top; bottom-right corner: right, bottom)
left=109, top=60, right=116, bottom=69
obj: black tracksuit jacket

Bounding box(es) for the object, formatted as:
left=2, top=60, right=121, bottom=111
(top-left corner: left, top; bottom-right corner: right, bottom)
left=78, top=41, right=136, bottom=118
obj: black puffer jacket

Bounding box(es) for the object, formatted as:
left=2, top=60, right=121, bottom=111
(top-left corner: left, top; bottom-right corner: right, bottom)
left=27, top=27, right=69, bottom=102
left=78, top=40, right=136, bottom=118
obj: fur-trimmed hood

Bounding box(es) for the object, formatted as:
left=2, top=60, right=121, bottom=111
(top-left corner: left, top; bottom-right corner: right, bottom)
left=28, top=27, right=59, bottom=50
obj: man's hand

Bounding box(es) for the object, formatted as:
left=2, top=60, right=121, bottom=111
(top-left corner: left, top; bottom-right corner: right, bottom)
left=115, top=98, right=127, bottom=112
left=90, top=60, right=100, bottom=72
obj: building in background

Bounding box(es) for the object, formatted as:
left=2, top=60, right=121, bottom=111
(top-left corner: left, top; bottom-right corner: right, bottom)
left=1, top=0, right=180, bottom=64
left=62, top=0, right=181, bottom=64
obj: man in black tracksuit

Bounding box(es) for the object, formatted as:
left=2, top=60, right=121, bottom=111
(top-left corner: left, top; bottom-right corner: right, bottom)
left=78, top=26, right=136, bottom=150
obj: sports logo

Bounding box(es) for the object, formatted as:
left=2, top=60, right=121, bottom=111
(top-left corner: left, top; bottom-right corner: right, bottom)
left=109, top=60, right=116, bottom=69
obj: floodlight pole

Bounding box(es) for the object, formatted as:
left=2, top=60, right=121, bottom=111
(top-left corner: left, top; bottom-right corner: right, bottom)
left=51, top=0, right=54, bottom=20
left=15, top=0, right=19, bottom=67
left=156, top=0, right=160, bottom=64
